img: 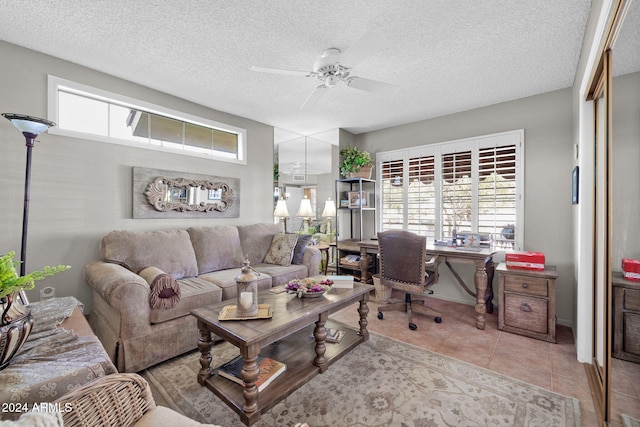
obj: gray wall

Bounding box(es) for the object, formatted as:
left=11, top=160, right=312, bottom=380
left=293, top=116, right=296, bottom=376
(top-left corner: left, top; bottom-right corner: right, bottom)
left=0, top=41, right=274, bottom=309
left=354, top=88, right=575, bottom=326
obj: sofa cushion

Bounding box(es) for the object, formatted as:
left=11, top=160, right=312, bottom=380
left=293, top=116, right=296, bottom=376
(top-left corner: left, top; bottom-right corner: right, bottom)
left=138, top=266, right=181, bottom=309
left=187, top=226, right=245, bottom=274
left=263, top=234, right=298, bottom=266
left=237, top=223, right=284, bottom=266
left=291, top=234, right=312, bottom=264
left=150, top=277, right=222, bottom=324
left=198, top=269, right=272, bottom=301
left=101, top=229, right=198, bottom=279
left=252, top=263, right=309, bottom=287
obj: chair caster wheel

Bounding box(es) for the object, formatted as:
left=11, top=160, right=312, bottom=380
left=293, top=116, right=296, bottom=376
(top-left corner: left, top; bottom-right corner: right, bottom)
left=434, top=317, right=442, bottom=323
left=409, top=323, right=417, bottom=330
left=377, top=312, right=383, bottom=320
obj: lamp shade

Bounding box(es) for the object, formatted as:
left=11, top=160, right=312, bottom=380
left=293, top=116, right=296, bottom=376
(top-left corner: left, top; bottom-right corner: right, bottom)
left=273, top=199, right=290, bottom=218
left=296, top=196, right=314, bottom=218
left=321, top=199, right=336, bottom=218
left=2, top=113, right=56, bottom=136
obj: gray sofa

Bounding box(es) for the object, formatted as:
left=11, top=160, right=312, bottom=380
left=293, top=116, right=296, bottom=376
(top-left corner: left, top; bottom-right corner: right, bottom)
left=84, top=223, right=321, bottom=372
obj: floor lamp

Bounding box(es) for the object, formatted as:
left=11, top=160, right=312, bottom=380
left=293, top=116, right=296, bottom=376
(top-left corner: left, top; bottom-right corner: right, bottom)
left=2, top=113, right=56, bottom=306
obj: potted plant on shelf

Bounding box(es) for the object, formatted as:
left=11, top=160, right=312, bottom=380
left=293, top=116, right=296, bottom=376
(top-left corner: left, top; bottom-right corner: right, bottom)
left=340, top=145, right=373, bottom=179
left=0, top=251, right=70, bottom=370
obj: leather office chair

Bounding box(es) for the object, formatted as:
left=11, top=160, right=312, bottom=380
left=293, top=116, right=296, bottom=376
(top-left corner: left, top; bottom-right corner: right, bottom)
left=376, top=230, right=441, bottom=330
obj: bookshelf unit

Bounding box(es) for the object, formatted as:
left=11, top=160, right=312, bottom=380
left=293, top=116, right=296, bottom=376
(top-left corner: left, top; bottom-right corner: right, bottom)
left=335, top=178, right=377, bottom=281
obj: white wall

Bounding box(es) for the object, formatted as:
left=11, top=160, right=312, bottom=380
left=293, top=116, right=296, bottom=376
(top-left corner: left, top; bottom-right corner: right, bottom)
left=0, top=41, right=275, bottom=310
left=355, top=88, right=576, bottom=326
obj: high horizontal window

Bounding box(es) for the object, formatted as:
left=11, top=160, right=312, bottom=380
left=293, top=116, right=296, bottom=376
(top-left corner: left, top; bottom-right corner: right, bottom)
left=377, top=130, right=523, bottom=250
left=47, top=75, right=246, bottom=163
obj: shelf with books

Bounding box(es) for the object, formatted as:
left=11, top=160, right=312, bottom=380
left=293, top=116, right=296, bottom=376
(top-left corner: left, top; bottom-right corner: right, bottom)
left=217, top=355, right=286, bottom=392
left=202, top=320, right=364, bottom=421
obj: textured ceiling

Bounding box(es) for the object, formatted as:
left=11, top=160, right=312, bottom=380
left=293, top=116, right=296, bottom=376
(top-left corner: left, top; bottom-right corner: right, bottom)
left=0, top=1, right=599, bottom=139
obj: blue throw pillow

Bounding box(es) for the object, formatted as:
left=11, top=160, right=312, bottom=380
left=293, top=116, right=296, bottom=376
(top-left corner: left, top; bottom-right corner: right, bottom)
left=291, top=234, right=312, bottom=264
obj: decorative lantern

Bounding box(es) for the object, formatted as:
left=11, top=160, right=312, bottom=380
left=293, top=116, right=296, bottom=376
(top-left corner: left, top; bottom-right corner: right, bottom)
left=235, top=257, right=259, bottom=317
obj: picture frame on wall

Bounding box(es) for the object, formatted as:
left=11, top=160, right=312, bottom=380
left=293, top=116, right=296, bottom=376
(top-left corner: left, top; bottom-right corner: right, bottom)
left=348, top=191, right=369, bottom=208
left=572, top=166, right=579, bottom=205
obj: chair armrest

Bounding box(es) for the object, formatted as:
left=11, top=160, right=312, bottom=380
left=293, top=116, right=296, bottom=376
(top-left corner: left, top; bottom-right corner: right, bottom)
left=425, top=255, right=439, bottom=267
left=54, top=373, right=155, bottom=427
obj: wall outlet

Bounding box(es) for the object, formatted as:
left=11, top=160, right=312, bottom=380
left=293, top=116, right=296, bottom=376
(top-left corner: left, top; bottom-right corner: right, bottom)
left=40, top=286, right=55, bottom=301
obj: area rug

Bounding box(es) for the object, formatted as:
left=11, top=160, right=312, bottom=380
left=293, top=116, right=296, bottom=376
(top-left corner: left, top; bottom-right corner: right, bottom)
left=141, top=330, right=581, bottom=427
left=622, top=414, right=640, bottom=427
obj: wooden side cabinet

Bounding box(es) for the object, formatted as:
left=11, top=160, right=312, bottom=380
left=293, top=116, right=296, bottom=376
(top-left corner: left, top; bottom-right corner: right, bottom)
left=497, top=262, right=558, bottom=343
left=612, top=271, right=640, bottom=363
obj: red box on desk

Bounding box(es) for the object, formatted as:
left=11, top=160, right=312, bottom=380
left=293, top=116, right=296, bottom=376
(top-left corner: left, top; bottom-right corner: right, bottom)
left=505, top=252, right=545, bottom=270
left=622, top=258, right=640, bottom=281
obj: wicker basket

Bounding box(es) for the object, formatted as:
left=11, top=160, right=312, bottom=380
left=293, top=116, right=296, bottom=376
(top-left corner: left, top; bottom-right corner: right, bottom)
left=373, top=274, right=392, bottom=301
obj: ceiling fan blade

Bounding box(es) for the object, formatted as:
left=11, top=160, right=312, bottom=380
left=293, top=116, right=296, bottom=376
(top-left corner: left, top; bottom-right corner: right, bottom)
left=250, top=66, right=311, bottom=77
left=300, top=85, right=327, bottom=109
left=339, top=31, right=384, bottom=69
left=348, top=77, right=399, bottom=94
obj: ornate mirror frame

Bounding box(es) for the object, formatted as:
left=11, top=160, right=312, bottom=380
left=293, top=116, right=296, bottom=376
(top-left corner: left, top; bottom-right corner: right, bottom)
left=133, top=166, right=240, bottom=219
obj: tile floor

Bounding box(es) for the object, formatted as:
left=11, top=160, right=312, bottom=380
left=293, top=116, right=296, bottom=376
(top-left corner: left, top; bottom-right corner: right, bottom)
left=331, top=291, right=640, bottom=427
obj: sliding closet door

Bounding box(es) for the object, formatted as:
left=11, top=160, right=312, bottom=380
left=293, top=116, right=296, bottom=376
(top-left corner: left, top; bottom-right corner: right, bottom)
left=586, top=48, right=613, bottom=425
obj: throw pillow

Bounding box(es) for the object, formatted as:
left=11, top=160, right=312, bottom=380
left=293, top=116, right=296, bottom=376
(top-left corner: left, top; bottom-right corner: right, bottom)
left=263, top=234, right=298, bottom=266
left=139, top=266, right=181, bottom=309
left=291, top=234, right=312, bottom=264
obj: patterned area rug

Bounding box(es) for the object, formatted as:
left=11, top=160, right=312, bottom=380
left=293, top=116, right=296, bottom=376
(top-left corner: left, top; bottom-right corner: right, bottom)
left=622, top=414, right=640, bottom=427
left=141, top=330, right=581, bottom=427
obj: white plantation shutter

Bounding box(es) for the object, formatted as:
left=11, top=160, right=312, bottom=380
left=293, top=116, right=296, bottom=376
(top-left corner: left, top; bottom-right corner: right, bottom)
left=441, top=151, right=473, bottom=238
left=376, top=130, right=523, bottom=249
left=380, top=159, right=404, bottom=231
left=478, top=145, right=517, bottom=238
left=407, top=155, right=436, bottom=238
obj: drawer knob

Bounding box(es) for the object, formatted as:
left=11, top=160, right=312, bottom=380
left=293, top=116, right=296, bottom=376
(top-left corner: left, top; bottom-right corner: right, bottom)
left=522, top=283, right=528, bottom=288
left=520, top=302, right=532, bottom=312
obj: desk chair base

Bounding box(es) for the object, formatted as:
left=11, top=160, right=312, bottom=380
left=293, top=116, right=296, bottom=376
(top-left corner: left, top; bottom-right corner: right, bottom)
left=377, top=292, right=442, bottom=330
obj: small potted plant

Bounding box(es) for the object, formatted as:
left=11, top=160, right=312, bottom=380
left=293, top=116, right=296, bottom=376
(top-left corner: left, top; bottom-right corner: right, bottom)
left=0, top=251, right=70, bottom=370
left=340, top=145, right=373, bottom=179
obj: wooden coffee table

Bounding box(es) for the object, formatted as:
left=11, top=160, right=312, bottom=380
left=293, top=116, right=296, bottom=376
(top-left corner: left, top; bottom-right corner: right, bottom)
left=191, top=282, right=371, bottom=426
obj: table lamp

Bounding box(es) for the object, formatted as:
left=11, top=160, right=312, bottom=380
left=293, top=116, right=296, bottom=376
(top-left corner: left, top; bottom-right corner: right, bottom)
left=296, top=196, right=314, bottom=232
left=321, top=198, right=336, bottom=234
left=273, top=198, right=290, bottom=225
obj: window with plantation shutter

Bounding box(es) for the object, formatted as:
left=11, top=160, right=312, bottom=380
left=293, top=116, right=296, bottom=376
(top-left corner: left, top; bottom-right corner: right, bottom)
left=377, top=130, right=523, bottom=250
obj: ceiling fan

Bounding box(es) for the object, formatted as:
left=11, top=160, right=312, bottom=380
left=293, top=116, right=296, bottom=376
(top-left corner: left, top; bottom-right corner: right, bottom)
left=251, top=31, right=399, bottom=109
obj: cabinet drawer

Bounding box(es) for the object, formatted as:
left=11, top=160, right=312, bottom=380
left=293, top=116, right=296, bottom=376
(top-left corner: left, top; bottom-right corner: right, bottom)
left=503, top=275, right=548, bottom=297
left=624, top=288, right=640, bottom=311
left=624, top=312, right=640, bottom=356
left=504, top=294, right=548, bottom=334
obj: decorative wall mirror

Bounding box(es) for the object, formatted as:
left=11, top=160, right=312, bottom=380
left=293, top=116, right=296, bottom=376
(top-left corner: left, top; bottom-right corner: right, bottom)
left=133, top=166, right=240, bottom=219
left=274, top=129, right=338, bottom=233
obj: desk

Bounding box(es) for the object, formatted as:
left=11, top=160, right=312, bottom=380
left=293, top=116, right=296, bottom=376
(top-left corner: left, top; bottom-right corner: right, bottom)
left=358, top=240, right=496, bottom=330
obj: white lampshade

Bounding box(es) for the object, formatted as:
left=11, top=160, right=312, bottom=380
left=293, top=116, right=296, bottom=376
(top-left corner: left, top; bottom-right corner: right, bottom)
left=296, top=196, right=314, bottom=219
left=2, top=113, right=56, bottom=136
left=273, top=198, right=290, bottom=218
left=321, top=198, right=336, bottom=218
